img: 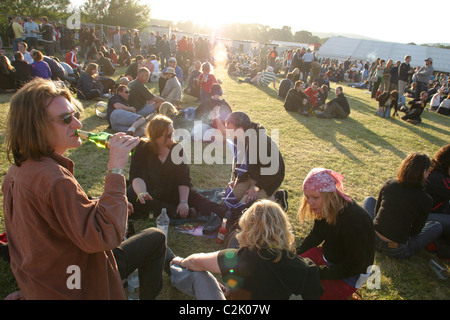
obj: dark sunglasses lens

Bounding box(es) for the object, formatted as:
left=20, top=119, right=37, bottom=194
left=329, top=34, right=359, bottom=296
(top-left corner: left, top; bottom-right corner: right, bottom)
left=63, top=112, right=80, bottom=124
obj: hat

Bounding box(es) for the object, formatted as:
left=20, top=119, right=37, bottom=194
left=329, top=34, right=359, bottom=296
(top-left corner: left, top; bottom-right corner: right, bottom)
left=164, top=67, right=176, bottom=75
left=168, top=57, right=177, bottom=63
left=303, top=168, right=352, bottom=202
left=267, top=66, right=274, bottom=72
left=425, top=58, right=433, bottom=62
left=95, top=101, right=107, bottom=119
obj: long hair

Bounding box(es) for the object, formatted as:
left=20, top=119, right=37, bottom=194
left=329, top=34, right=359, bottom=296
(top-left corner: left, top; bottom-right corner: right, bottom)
left=5, top=79, right=83, bottom=166
left=298, top=190, right=348, bottom=226
left=429, top=145, right=450, bottom=178
left=144, top=114, right=174, bottom=153
left=236, top=200, right=296, bottom=262
left=0, top=55, right=15, bottom=75
left=396, top=153, right=431, bottom=188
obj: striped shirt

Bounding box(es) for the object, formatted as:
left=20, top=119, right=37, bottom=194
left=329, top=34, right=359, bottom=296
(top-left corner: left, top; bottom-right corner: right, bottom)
left=260, top=70, right=276, bottom=87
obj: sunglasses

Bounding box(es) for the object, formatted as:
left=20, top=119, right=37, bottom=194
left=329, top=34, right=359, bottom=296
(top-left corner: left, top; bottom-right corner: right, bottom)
left=53, top=111, right=80, bottom=125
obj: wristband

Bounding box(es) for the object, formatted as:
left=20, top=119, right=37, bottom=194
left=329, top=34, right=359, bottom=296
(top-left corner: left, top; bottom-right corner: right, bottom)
left=136, top=192, right=145, bottom=202
left=180, top=199, right=187, bottom=203
left=107, top=168, right=124, bottom=176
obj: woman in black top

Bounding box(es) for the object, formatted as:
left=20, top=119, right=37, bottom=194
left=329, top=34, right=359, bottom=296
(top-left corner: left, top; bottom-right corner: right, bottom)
left=284, top=80, right=310, bottom=114
left=426, top=145, right=450, bottom=240
left=298, top=168, right=375, bottom=300
left=363, top=153, right=443, bottom=259
left=127, top=115, right=228, bottom=219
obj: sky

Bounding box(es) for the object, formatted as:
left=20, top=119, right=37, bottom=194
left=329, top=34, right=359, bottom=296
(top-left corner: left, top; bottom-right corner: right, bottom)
left=71, top=0, right=450, bottom=45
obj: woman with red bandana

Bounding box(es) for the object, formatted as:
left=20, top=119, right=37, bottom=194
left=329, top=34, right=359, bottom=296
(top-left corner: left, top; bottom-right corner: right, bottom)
left=297, top=168, right=375, bottom=300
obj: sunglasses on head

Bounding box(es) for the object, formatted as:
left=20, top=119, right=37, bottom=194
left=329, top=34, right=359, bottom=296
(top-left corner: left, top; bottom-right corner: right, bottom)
left=54, top=111, right=80, bottom=125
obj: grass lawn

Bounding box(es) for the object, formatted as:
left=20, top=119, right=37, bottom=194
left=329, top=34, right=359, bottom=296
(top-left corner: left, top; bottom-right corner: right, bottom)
left=0, top=62, right=449, bottom=300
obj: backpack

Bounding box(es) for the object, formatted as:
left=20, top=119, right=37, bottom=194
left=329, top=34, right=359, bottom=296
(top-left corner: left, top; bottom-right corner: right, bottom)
left=7, top=22, right=14, bottom=39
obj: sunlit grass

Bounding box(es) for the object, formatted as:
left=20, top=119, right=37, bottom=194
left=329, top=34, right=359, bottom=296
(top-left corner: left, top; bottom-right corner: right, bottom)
left=0, top=64, right=449, bottom=300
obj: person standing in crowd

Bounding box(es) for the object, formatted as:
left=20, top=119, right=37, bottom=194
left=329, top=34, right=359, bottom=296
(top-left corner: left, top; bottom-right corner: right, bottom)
left=40, top=16, right=55, bottom=56
left=11, top=17, right=24, bottom=54
left=363, top=153, right=443, bottom=259
left=23, top=16, right=39, bottom=50
left=298, top=168, right=375, bottom=300
left=158, top=34, right=171, bottom=70
left=398, top=55, right=413, bottom=95
left=414, top=58, right=434, bottom=99
left=3, top=79, right=167, bottom=300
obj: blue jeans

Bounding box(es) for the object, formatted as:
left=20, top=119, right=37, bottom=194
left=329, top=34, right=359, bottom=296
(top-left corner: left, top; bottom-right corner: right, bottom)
left=363, top=196, right=443, bottom=259
left=428, top=213, right=450, bottom=239
left=110, top=109, right=142, bottom=134
left=170, top=265, right=225, bottom=300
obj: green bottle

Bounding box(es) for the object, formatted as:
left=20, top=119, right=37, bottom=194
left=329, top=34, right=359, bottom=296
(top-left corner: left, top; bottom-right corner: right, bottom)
left=76, top=130, right=111, bottom=149
left=76, top=129, right=136, bottom=155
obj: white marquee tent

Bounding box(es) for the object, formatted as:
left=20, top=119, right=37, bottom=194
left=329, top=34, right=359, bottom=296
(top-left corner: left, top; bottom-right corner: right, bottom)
left=317, top=36, right=450, bottom=73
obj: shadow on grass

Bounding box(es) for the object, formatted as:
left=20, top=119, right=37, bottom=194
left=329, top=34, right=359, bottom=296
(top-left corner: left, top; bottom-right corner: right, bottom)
left=392, top=116, right=450, bottom=148
left=287, top=112, right=407, bottom=163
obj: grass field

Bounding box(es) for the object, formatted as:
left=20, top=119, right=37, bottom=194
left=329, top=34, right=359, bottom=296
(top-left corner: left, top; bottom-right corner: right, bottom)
left=0, top=63, right=449, bottom=300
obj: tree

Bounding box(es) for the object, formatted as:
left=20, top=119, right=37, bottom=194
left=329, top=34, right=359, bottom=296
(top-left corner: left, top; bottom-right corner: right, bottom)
left=0, top=0, right=71, bottom=20
left=80, top=0, right=151, bottom=28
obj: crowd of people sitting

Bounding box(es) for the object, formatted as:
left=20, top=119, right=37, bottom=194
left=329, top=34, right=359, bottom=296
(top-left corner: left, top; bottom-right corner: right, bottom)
left=0, top=19, right=449, bottom=302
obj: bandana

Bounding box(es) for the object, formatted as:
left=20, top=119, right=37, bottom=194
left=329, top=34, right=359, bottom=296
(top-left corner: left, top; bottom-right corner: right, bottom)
left=303, top=168, right=352, bottom=202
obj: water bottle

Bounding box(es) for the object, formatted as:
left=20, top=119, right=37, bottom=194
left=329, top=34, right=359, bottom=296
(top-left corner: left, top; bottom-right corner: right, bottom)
left=156, top=208, right=170, bottom=238
left=127, top=269, right=139, bottom=300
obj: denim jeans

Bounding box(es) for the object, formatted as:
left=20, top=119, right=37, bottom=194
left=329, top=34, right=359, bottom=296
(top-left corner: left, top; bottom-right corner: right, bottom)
left=110, top=109, right=142, bottom=134
left=363, top=196, right=443, bottom=259
left=170, top=265, right=225, bottom=300
left=428, top=213, right=450, bottom=240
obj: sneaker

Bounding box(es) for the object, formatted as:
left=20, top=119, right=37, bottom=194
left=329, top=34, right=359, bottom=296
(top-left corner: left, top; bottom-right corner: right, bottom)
left=275, top=189, right=289, bottom=212
left=406, top=119, right=419, bottom=125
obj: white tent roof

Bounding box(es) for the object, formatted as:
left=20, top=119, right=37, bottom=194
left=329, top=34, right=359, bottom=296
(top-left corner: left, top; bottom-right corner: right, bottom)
left=317, top=36, right=450, bottom=73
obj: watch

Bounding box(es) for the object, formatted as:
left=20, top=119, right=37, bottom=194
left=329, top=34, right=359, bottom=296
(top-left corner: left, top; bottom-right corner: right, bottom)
left=107, top=168, right=125, bottom=176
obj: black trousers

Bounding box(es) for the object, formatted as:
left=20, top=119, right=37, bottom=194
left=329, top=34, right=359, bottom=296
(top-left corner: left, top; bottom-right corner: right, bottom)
left=127, top=186, right=229, bottom=219
left=113, top=228, right=166, bottom=300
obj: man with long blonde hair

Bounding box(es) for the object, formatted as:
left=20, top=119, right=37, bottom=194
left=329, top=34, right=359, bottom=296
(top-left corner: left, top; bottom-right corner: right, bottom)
left=3, top=79, right=166, bottom=300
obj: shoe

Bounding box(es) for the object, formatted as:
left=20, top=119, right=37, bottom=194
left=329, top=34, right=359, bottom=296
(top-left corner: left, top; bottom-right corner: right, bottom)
left=316, top=114, right=327, bottom=119
left=275, top=189, right=289, bottom=212
left=202, top=213, right=222, bottom=235
left=406, top=119, right=419, bottom=125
